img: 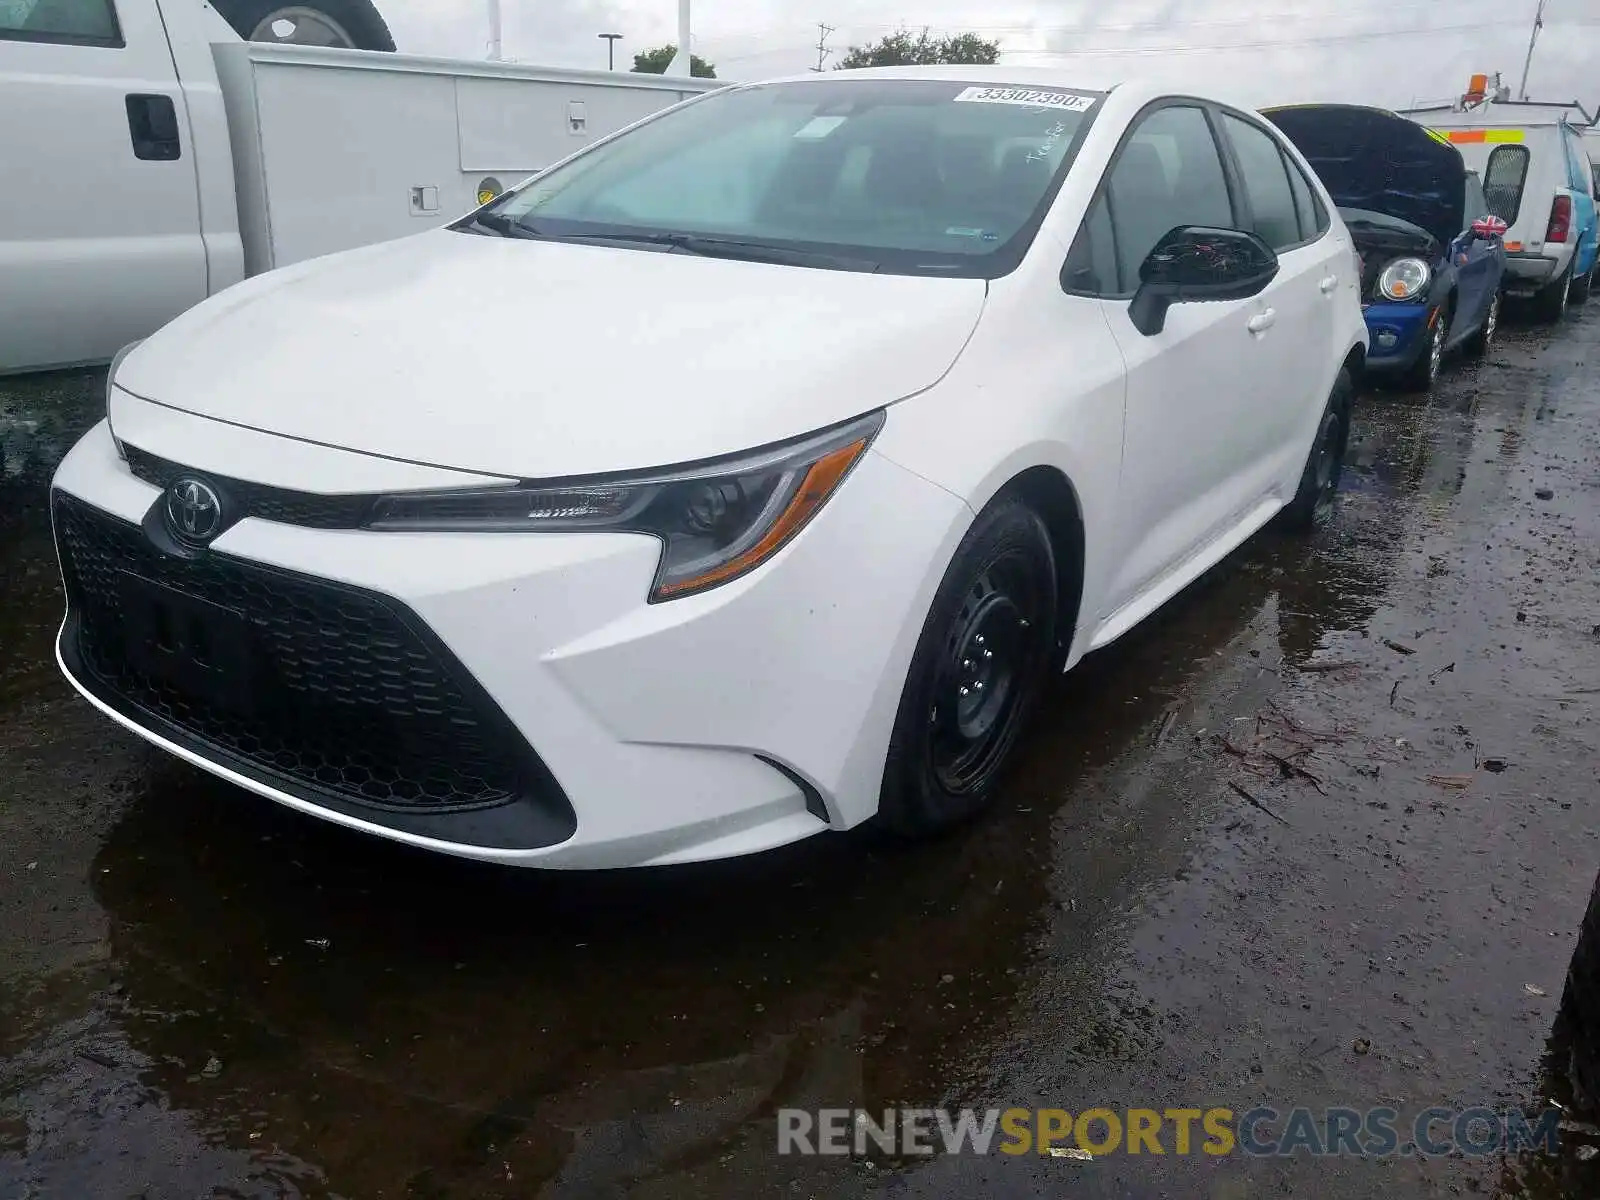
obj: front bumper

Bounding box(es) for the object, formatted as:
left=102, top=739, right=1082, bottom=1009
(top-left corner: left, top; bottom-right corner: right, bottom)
left=50, top=418, right=971, bottom=868
left=1360, top=302, right=1431, bottom=373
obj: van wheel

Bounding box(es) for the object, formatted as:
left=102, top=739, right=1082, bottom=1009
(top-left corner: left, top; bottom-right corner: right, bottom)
left=1280, top=368, right=1353, bottom=532
left=876, top=498, right=1058, bottom=837
left=1571, top=263, right=1594, bottom=305
left=1535, top=263, right=1573, bottom=322
left=212, top=0, right=396, bottom=51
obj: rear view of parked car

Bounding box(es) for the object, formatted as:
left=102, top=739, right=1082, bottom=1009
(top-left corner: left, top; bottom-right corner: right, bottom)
left=1423, top=115, right=1599, bottom=321
left=1266, top=104, right=1507, bottom=391
left=49, top=69, right=1368, bottom=869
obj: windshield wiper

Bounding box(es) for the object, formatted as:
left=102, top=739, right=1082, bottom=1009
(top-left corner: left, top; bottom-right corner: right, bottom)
left=549, top=230, right=879, bottom=272
left=457, top=210, right=542, bottom=239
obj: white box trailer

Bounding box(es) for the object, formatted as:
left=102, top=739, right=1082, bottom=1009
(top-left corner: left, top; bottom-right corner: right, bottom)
left=0, top=0, right=724, bottom=375
left=213, top=42, right=722, bottom=279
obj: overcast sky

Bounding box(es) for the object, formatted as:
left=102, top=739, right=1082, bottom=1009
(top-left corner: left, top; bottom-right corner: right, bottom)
left=379, top=0, right=1597, bottom=113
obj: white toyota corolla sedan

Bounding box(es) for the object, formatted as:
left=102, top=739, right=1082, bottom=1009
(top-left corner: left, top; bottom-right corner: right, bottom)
left=50, top=68, right=1367, bottom=869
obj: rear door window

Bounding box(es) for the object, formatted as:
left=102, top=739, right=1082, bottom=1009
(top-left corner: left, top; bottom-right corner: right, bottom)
left=1483, top=145, right=1530, bottom=224
left=1283, top=153, right=1328, bottom=242
left=1221, top=113, right=1303, bottom=251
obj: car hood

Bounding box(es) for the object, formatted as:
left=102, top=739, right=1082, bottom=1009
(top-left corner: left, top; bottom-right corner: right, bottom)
left=1264, top=104, right=1465, bottom=252
left=115, top=231, right=988, bottom=479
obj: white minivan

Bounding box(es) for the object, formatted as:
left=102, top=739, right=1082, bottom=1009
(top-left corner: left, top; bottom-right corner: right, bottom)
left=1408, top=105, right=1600, bottom=321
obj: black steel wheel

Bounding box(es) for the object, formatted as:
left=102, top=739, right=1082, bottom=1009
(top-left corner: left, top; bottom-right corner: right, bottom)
left=877, top=498, right=1058, bottom=836
left=1280, top=368, right=1353, bottom=532
left=1571, top=262, right=1594, bottom=305
left=1558, top=865, right=1600, bottom=1114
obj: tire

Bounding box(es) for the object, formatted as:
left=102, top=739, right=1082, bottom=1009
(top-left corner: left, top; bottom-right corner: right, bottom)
left=212, top=0, right=396, bottom=51
left=1463, top=290, right=1500, bottom=359
left=1558, top=865, right=1600, bottom=1115
left=876, top=498, right=1059, bottom=837
left=1399, top=306, right=1448, bottom=392
left=1279, top=367, right=1353, bottom=533
left=1534, top=261, right=1573, bottom=323
left=1571, top=261, right=1594, bottom=305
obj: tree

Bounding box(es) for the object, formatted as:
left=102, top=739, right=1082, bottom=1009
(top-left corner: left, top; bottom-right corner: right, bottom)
left=835, top=27, right=1001, bottom=70
left=632, top=44, right=716, bottom=78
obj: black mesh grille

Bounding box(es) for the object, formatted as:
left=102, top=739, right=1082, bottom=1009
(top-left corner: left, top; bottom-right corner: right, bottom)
left=123, top=443, right=374, bottom=530
left=54, top=491, right=541, bottom=815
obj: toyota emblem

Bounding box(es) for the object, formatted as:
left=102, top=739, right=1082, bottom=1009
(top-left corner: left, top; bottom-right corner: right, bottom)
left=164, top=477, right=224, bottom=544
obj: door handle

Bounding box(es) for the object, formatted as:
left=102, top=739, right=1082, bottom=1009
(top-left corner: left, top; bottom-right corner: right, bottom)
left=126, top=94, right=181, bottom=161
left=1319, top=275, right=1339, bottom=294
left=1247, top=309, right=1277, bottom=333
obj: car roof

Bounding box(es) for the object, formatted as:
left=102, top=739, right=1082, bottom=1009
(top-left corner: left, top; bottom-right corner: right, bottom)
left=757, top=64, right=1128, bottom=91
left=745, top=66, right=1266, bottom=114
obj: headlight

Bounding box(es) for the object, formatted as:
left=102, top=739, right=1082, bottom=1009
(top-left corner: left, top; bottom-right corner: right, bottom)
left=368, top=410, right=884, bottom=602
left=1376, top=257, right=1430, bottom=302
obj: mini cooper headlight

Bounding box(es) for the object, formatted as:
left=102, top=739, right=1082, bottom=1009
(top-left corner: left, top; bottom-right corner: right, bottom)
left=1376, top=257, right=1431, bottom=302
left=368, top=411, right=884, bottom=602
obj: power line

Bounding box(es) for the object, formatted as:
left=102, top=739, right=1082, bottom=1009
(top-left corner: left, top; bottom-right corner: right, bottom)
left=707, top=10, right=1599, bottom=69
left=812, top=22, right=835, bottom=72
left=841, top=1, right=1517, bottom=38
left=1029, top=18, right=1536, bottom=57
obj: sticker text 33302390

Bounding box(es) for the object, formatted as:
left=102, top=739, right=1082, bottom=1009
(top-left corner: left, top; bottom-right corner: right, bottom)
left=952, top=86, right=1097, bottom=112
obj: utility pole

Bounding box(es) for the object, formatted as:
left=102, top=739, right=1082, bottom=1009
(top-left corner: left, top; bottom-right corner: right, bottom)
left=666, top=0, right=692, bottom=77
left=486, top=0, right=503, bottom=60
left=598, top=32, right=622, bottom=70
left=812, top=22, right=835, bottom=72
left=1518, top=0, right=1547, bottom=101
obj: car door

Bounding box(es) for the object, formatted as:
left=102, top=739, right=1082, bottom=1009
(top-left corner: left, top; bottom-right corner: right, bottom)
left=0, top=0, right=206, bottom=372
left=1215, top=110, right=1344, bottom=489
left=1060, top=101, right=1273, bottom=620
left=1449, top=171, right=1499, bottom=342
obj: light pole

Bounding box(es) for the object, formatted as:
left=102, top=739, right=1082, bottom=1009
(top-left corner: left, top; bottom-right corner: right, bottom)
left=598, top=32, right=622, bottom=70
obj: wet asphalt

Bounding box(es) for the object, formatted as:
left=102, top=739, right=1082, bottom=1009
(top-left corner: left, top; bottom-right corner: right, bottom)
left=1, top=305, right=1598, bottom=1200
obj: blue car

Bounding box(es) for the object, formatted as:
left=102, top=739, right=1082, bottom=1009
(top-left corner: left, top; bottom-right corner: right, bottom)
left=1265, top=104, right=1507, bottom=391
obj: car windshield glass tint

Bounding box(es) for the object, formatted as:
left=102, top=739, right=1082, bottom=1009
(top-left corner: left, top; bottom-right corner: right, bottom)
left=478, top=78, right=1104, bottom=277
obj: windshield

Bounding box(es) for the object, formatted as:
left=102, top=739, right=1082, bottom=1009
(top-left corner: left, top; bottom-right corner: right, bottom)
left=464, top=78, right=1105, bottom=277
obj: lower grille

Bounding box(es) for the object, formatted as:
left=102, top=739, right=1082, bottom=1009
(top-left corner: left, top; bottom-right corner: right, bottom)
left=53, top=491, right=571, bottom=831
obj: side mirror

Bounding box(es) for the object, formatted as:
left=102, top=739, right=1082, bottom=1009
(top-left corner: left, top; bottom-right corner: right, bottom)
left=1128, top=226, right=1279, bottom=337
left=1471, top=215, right=1509, bottom=240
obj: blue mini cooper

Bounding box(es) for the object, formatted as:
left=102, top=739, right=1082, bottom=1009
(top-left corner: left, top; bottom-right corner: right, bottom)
left=1266, top=104, right=1508, bottom=391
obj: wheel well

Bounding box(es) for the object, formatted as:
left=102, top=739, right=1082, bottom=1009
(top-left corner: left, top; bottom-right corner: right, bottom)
left=996, top=467, right=1085, bottom=660
left=1341, top=343, right=1365, bottom=390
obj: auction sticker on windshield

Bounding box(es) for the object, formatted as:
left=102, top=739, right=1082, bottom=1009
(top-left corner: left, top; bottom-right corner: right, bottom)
left=952, top=86, right=1096, bottom=112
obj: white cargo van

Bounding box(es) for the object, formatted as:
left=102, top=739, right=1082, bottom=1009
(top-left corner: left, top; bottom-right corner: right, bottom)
left=1404, top=100, right=1600, bottom=321
left=0, top=0, right=723, bottom=374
